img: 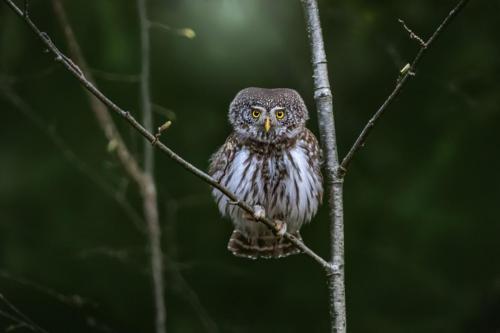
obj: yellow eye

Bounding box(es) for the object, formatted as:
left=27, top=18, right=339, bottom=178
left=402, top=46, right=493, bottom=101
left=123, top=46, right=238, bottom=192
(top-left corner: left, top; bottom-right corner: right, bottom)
left=276, top=110, right=285, bottom=120
left=252, top=109, right=261, bottom=118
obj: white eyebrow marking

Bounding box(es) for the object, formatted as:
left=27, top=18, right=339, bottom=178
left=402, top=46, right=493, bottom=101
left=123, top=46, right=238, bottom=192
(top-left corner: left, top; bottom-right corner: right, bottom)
left=271, top=106, right=285, bottom=112
left=251, top=106, right=266, bottom=112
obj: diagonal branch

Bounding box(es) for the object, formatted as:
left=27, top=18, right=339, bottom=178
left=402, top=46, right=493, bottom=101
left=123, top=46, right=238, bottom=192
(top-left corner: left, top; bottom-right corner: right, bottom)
left=339, top=0, right=470, bottom=176
left=2, top=0, right=332, bottom=272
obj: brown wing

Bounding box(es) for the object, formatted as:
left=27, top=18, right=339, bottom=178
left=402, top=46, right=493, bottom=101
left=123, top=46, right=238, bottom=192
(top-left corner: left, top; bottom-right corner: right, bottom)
left=208, top=133, right=239, bottom=183
left=301, top=128, right=324, bottom=204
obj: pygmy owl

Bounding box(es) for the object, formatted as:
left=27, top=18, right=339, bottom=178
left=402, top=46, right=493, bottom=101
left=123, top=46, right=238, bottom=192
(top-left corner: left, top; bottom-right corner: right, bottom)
left=209, top=87, right=323, bottom=259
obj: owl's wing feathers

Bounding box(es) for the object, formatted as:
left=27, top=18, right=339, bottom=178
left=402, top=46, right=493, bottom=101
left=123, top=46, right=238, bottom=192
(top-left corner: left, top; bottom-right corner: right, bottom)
left=208, top=133, right=239, bottom=182
left=301, top=128, right=324, bottom=204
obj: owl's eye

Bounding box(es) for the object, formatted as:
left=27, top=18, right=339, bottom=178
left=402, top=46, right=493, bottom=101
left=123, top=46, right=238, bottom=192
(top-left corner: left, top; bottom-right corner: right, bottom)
left=251, top=109, right=261, bottom=118
left=276, top=110, right=285, bottom=120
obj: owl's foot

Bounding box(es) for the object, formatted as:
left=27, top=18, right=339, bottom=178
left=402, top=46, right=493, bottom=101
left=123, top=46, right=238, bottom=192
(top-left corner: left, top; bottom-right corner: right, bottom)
left=273, top=219, right=287, bottom=237
left=253, top=205, right=266, bottom=220
left=242, top=205, right=266, bottom=222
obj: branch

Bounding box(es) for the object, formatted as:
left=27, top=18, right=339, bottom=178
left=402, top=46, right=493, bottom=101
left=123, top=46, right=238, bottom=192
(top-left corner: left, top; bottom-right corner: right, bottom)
left=301, top=1, right=469, bottom=332
left=137, top=0, right=167, bottom=332
left=339, top=0, right=470, bottom=176
left=0, top=293, right=49, bottom=333
left=51, top=1, right=167, bottom=332
left=301, top=1, right=346, bottom=332
left=50, top=0, right=144, bottom=186
left=2, top=0, right=332, bottom=272
left=0, top=85, right=145, bottom=232
left=148, top=21, right=196, bottom=39
left=139, top=0, right=154, bottom=176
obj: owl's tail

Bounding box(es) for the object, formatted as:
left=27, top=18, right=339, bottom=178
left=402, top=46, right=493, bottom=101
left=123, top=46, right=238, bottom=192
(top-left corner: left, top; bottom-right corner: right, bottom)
left=227, top=229, right=302, bottom=259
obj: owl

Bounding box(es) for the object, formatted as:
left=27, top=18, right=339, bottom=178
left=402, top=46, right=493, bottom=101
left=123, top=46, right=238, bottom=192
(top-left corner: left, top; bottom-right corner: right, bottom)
left=209, top=87, right=323, bottom=259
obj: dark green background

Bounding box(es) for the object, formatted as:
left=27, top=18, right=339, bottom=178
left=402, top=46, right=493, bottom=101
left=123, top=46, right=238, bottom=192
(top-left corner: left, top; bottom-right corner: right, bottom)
left=1, top=0, right=499, bottom=332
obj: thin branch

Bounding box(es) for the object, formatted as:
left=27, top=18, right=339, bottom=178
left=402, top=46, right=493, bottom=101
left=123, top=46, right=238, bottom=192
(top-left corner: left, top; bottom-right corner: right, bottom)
left=301, top=1, right=346, bottom=333
left=149, top=21, right=196, bottom=39
left=137, top=0, right=167, bottom=332
left=165, top=199, right=219, bottom=333
left=51, top=1, right=167, bottom=332
left=0, top=293, right=49, bottom=333
left=339, top=0, right=470, bottom=176
left=50, top=0, right=144, bottom=187
left=398, top=19, right=426, bottom=47
left=0, top=270, right=97, bottom=309
left=139, top=0, right=154, bottom=176
left=0, top=84, right=145, bottom=232
left=1, top=0, right=331, bottom=271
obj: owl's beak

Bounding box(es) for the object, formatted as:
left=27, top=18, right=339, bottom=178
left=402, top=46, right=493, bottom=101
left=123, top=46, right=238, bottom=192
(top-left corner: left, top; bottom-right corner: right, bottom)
left=264, top=117, right=271, bottom=133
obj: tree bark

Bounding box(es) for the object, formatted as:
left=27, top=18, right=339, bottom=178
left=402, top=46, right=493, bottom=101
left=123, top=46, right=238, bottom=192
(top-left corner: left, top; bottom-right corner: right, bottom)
left=300, top=1, right=346, bottom=332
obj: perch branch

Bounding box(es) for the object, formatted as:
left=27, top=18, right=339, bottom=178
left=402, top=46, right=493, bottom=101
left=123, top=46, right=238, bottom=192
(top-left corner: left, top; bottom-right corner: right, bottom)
left=339, top=0, right=470, bottom=176
left=2, top=0, right=332, bottom=272
left=301, top=1, right=346, bottom=332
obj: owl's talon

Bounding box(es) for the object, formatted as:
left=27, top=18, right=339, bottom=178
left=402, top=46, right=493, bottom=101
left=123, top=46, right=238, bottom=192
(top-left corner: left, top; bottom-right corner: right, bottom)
left=274, top=219, right=287, bottom=237
left=253, top=205, right=266, bottom=220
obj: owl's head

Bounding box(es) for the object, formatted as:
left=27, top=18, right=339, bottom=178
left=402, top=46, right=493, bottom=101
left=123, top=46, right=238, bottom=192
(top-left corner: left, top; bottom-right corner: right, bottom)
left=229, top=87, right=309, bottom=143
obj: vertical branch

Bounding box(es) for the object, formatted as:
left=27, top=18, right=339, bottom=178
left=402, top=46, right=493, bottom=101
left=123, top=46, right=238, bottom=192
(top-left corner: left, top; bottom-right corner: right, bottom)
left=138, top=0, right=153, bottom=174
left=52, top=1, right=167, bottom=332
left=137, top=1, right=167, bottom=333
left=51, top=0, right=144, bottom=186
left=141, top=175, right=166, bottom=333
left=300, top=1, right=346, bottom=333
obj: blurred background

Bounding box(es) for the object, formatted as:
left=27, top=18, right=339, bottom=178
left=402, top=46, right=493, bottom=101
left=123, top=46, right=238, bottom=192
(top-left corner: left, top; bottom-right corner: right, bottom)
left=0, top=0, right=499, bottom=332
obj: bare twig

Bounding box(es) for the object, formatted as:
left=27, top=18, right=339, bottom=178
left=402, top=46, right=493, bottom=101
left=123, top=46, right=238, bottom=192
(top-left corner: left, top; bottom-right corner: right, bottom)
left=0, top=85, right=145, bottom=232
left=2, top=0, right=331, bottom=271
left=340, top=0, right=470, bottom=175
left=149, top=21, right=196, bottom=39
left=0, top=293, right=49, bottom=333
left=51, top=0, right=144, bottom=186
left=51, top=1, right=168, bottom=332
left=139, top=0, right=154, bottom=176
left=165, top=199, right=219, bottom=333
left=0, top=270, right=97, bottom=309
left=398, top=19, right=427, bottom=47
left=300, top=1, right=346, bottom=332
left=138, top=0, right=167, bottom=331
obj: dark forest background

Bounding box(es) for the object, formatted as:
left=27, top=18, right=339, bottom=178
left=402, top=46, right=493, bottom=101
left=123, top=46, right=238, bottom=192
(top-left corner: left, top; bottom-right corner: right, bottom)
left=1, top=0, right=499, bottom=332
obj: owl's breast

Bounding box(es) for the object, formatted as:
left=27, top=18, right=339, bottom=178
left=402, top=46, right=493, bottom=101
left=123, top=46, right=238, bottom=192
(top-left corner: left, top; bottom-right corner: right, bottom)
left=212, top=143, right=322, bottom=233
left=272, top=145, right=322, bottom=229
left=212, top=147, right=263, bottom=218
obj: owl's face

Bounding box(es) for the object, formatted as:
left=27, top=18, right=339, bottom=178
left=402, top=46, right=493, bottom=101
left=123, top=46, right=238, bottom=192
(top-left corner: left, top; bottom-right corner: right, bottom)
left=229, top=87, right=309, bottom=143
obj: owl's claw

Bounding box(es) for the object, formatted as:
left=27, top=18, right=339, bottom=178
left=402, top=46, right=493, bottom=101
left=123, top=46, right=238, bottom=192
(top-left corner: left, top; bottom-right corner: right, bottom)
left=242, top=205, right=266, bottom=222
left=253, top=205, right=266, bottom=220
left=273, top=219, right=287, bottom=237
